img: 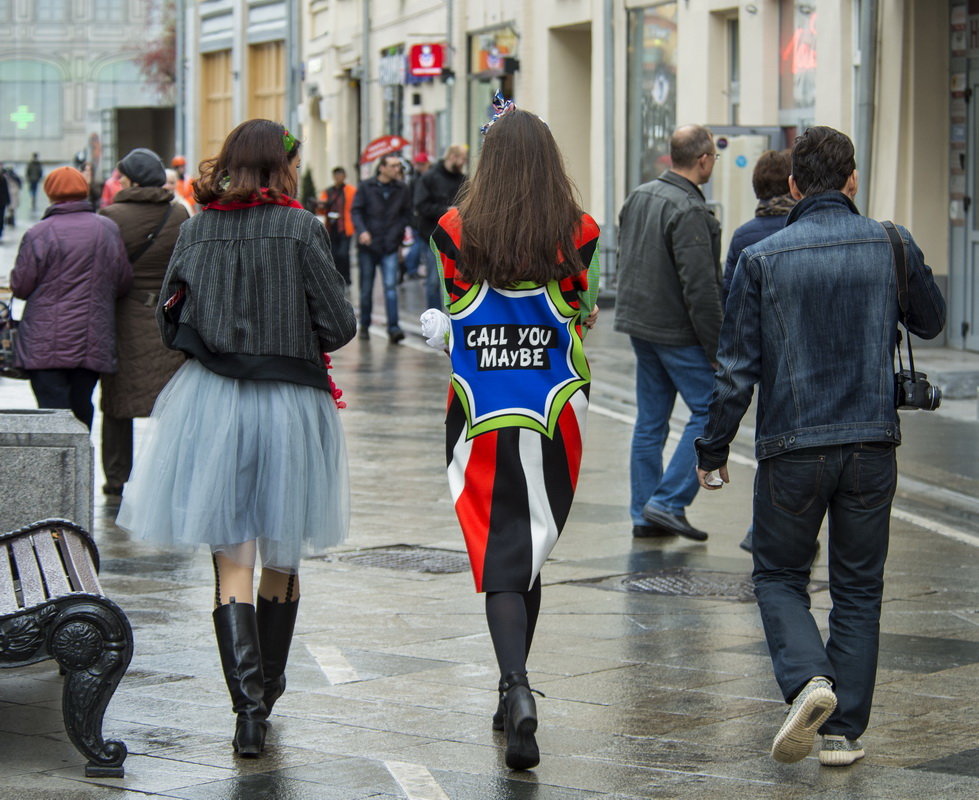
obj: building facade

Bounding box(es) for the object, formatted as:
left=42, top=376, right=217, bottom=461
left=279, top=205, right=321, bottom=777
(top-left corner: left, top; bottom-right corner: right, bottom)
left=1, top=0, right=171, bottom=177
left=178, top=0, right=301, bottom=167
left=173, top=1, right=967, bottom=347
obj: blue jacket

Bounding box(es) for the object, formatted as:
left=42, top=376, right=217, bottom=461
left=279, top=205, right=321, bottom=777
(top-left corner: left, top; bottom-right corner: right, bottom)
left=722, top=214, right=786, bottom=303
left=696, top=191, right=946, bottom=468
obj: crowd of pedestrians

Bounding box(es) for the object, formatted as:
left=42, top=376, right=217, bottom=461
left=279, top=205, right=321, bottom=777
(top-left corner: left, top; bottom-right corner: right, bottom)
left=0, top=106, right=947, bottom=778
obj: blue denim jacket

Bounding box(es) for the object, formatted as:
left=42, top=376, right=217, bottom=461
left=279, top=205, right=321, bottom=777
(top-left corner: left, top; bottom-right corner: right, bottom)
left=696, top=191, right=946, bottom=468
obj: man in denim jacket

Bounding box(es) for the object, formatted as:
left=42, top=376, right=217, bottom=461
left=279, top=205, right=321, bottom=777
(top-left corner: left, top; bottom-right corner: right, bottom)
left=695, top=127, right=945, bottom=767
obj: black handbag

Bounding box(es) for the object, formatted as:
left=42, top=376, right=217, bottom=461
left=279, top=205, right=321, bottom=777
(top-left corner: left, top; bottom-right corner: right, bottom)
left=0, top=298, right=26, bottom=379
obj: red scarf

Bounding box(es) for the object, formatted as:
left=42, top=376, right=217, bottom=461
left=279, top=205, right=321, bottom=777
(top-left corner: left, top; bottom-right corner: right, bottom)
left=205, top=189, right=304, bottom=211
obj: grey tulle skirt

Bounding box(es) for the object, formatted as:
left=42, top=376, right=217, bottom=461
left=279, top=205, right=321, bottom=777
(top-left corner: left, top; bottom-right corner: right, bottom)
left=116, top=359, right=349, bottom=571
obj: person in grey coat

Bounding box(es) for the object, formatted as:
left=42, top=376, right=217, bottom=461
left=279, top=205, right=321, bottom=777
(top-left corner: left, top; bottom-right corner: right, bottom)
left=614, top=124, right=723, bottom=542
left=98, top=148, right=189, bottom=501
left=10, top=166, right=132, bottom=428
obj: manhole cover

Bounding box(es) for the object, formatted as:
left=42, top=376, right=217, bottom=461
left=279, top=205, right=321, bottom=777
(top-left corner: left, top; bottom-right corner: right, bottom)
left=325, top=545, right=470, bottom=574
left=622, top=569, right=756, bottom=601
left=569, top=568, right=828, bottom=602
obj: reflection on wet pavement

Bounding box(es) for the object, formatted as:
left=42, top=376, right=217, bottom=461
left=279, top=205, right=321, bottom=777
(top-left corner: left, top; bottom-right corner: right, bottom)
left=0, top=278, right=977, bottom=799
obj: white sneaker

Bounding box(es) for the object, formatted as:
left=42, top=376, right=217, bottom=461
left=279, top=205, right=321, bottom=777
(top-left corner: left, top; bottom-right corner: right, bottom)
left=771, top=677, right=837, bottom=763
left=819, top=735, right=865, bottom=766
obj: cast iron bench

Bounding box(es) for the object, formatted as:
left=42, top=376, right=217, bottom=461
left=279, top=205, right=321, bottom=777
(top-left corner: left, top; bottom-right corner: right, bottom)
left=0, top=519, right=133, bottom=777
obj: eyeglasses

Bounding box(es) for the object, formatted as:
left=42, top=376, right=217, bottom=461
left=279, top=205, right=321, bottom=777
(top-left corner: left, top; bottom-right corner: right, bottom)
left=701, top=152, right=720, bottom=161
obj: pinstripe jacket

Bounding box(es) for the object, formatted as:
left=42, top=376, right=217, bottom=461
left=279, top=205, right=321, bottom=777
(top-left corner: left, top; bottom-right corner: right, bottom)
left=156, top=203, right=356, bottom=390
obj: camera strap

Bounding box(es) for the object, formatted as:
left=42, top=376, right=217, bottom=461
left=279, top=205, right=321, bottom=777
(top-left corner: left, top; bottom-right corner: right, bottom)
left=881, top=220, right=915, bottom=378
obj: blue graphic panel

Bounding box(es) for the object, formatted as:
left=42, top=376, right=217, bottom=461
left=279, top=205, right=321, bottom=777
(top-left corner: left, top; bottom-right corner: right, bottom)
left=450, top=286, right=578, bottom=427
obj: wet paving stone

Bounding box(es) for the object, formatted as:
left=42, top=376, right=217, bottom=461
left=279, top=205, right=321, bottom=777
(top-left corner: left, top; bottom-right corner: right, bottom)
left=910, top=747, right=979, bottom=778
left=166, top=771, right=397, bottom=800
left=431, top=769, right=607, bottom=799
left=3, top=294, right=979, bottom=798
left=723, top=631, right=979, bottom=673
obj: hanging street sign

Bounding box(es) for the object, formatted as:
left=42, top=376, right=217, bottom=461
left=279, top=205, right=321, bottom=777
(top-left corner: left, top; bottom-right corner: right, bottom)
left=359, top=135, right=410, bottom=164
left=409, top=44, right=444, bottom=77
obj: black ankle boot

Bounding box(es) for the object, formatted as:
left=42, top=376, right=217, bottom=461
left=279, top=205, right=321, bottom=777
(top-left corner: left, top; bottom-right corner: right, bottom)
left=492, top=679, right=505, bottom=731
left=256, top=595, right=299, bottom=714
left=501, top=671, right=539, bottom=770
left=213, top=602, right=268, bottom=757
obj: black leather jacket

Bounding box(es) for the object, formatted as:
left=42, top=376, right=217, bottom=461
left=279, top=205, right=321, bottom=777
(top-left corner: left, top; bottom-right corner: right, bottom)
left=350, top=176, right=412, bottom=255
left=613, top=171, right=723, bottom=361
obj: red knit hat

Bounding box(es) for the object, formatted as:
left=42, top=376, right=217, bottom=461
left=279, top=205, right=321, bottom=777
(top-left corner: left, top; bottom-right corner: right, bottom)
left=44, top=167, right=89, bottom=202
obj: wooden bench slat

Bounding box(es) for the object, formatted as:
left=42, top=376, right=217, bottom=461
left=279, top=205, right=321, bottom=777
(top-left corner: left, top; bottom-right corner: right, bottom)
left=60, top=529, right=101, bottom=594
left=0, top=544, right=18, bottom=614
left=10, top=537, right=45, bottom=607
left=31, top=530, right=72, bottom=597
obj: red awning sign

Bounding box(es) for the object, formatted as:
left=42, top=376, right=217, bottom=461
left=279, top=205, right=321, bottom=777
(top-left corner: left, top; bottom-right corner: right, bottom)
left=359, top=135, right=410, bottom=164
left=409, top=43, right=444, bottom=77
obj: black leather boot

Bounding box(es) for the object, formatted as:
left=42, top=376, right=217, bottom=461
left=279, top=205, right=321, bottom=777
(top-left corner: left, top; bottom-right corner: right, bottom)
left=213, top=602, right=268, bottom=757
left=492, top=678, right=505, bottom=731
left=256, top=595, right=299, bottom=714
left=501, top=672, right=539, bottom=770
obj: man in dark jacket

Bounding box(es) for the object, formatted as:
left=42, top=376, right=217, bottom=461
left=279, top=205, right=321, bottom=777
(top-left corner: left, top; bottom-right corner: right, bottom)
left=414, top=144, right=468, bottom=309
left=26, top=153, right=43, bottom=211
left=98, top=147, right=189, bottom=501
left=351, top=155, right=412, bottom=343
left=722, top=149, right=795, bottom=303
left=695, top=127, right=945, bottom=767
left=614, top=124, right=722, bottom=542
left=0, top=163, right=9, bottom=241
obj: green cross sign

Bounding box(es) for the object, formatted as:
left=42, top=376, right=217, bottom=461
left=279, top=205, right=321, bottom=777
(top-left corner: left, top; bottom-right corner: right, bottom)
left=10, top=105, right=35, bottom=130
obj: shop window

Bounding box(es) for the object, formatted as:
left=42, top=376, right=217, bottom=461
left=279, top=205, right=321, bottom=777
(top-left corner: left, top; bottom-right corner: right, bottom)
left=94, top=0, right=126, bottom=23
left=0, top=59, right=63, bottom=140
left=95, top=60, right=144, bottom=111
left=779, top=0, right=817, bottom=130
left=626, top=2, right=677, bottom=188
left=467, top=28, right=519, bottom=157
left=380, top=46, right=406, bottom=138
left=36, top=0, right=68, bottom=22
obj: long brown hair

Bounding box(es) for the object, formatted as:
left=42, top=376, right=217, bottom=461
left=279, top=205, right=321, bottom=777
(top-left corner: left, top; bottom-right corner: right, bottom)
left=195, top=119, right=301, bottom=205
left=456, top=109, right=584, bottom=286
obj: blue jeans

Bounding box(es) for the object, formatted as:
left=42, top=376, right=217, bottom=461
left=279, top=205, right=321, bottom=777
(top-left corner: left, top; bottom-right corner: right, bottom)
left=421, top=241, right=443, bottom=310
left=328, top=231, right=351, bottom=285
left=753, top=442, right=895, bottom=739
left=629, top=338, right=714, bottom=524
left=358, top=249, right=400, bottom=332
left=404, top=227, right=423, bottom=276
left=28, top=368, right=100, bottom=430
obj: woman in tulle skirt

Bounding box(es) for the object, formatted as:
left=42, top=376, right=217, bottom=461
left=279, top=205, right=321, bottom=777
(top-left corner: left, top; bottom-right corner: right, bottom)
left=117, top=119, right=356, bottom=757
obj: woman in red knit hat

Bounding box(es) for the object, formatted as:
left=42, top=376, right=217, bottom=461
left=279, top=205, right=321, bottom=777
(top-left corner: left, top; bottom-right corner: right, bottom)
left=9, top=167, right=132, bottom=427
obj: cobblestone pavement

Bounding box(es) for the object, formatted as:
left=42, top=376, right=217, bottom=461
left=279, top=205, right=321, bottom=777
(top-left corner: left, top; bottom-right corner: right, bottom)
left=1, top=210, right=978, bottom=798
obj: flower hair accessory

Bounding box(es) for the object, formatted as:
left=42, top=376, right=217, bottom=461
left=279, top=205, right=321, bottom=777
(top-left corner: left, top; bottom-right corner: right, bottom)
left=282, top=128, right=298, bottom=154
left=480, top=92, right=516, bottom=135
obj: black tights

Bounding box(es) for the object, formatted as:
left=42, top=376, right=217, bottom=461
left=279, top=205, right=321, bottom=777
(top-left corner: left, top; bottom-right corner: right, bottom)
left=485, top=576, right=542, bottom=679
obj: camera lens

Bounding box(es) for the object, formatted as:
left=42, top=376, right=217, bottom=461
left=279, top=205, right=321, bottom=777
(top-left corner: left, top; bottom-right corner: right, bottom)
left=927, top=385, right=942, bottom=410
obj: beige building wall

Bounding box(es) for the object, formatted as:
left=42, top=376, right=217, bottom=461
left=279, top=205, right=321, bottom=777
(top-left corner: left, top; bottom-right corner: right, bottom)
left=871, top=0, right=949, bottom=276
left=303, top=0, right=615, bottom=222
left=299, top=0, right=950, bottom=281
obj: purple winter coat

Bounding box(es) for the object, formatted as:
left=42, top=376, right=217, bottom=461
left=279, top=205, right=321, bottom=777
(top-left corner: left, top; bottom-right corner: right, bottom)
left=10, top=200, right=133, bottom=372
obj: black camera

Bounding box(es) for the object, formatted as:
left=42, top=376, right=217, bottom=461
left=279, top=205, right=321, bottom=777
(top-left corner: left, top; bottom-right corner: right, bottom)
left=895, top=369, right=942, bottom=411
